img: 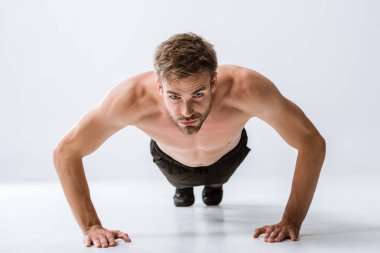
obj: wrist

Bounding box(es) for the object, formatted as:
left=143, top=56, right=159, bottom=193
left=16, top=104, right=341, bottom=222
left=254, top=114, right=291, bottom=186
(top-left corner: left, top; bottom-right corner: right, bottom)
left=82, top=224, right=103, bottom=234
left=281, top=216, right=302, bottom=229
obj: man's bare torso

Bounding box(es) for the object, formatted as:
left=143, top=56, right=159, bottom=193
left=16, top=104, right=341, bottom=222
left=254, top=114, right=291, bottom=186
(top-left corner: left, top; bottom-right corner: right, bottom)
left=127, top=65, right=254, bottom=167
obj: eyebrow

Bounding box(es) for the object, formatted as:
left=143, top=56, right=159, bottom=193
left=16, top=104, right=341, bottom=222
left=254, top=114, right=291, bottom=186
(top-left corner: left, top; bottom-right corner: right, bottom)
left=166, top=86, right=207, bottom=95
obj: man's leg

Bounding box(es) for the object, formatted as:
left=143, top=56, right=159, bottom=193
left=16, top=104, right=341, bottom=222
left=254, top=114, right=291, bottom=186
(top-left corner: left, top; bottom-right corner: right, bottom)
left=173, top=186, right=195, bottom=207
left=202, top=184, right=223, bottom=206
left=208, top=184, right=223, bottom=188
left=150, top=139, right=195, bottom=207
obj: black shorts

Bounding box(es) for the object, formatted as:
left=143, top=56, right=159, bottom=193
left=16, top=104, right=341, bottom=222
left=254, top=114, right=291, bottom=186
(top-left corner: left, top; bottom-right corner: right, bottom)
left=150, top=128, right=251, bottom=188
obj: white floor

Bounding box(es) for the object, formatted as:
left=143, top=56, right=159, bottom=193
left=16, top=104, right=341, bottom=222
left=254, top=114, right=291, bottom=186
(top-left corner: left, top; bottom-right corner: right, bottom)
left=1, top=170, right=379, bottom=253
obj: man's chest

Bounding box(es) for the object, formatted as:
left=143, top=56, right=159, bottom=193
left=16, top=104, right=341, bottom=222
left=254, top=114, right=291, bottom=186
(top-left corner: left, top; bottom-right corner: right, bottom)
left=136, top=107, right=250, bottom=152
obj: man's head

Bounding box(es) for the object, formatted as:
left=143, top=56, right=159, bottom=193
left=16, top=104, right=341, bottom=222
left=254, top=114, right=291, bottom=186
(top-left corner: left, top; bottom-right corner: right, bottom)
left=153, top=32, right=218, bottom=135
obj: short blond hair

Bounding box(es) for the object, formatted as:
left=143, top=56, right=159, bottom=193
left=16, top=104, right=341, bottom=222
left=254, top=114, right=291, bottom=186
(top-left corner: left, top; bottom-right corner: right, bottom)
left=153, top=32, right=218, bottom=84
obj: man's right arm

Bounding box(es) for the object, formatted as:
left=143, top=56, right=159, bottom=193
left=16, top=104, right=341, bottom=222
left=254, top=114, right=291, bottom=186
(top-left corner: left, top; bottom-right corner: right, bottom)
left=53, top=80, right=139, bottom=247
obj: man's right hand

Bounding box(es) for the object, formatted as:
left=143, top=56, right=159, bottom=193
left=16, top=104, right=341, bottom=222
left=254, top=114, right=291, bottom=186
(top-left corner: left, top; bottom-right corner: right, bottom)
left=83, top=225, right=132, bottom=248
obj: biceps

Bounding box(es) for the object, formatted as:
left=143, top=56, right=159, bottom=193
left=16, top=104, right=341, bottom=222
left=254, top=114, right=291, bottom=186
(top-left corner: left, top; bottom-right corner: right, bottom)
left=258, top=97, right=321, bottom=149
left=57, top=109, right=125, bottom=157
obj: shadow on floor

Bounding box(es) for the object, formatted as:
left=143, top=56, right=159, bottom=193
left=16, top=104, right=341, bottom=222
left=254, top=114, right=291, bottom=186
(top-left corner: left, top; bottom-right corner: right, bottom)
left=137, top=203, right=380, bottom=250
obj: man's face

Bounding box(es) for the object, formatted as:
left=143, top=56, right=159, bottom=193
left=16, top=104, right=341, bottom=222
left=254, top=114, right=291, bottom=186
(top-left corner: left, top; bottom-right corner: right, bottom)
left=157, top=71, right=217, bottom=135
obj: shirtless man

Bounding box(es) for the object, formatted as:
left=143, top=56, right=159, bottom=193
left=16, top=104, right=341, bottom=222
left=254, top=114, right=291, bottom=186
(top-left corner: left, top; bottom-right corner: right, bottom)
left=53, top=32, right=326, bottom=248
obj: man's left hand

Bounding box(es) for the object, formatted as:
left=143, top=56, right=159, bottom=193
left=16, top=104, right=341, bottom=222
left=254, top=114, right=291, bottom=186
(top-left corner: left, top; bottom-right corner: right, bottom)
left=253, top=221, right=300, bottom=243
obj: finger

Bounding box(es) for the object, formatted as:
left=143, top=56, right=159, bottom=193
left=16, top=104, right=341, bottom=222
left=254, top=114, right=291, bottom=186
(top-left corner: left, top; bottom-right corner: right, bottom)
left=84, top=236, right=92, bottom=247
left=264, top=229, right=273, bottom=241
left=93, top=238, right=102, bottom=248
left=253, top=227, right=265, bottom=238
left=116, top=231, right=132, bottom=242
left=274, top=231, right=287, bottom=242
left=289, top=231, right=298, bottom=241
left=267, top=231, right=279, bottom=243
left=99, top=236, right=109, bottom=248
left=105, top=232, right=117, bottom=247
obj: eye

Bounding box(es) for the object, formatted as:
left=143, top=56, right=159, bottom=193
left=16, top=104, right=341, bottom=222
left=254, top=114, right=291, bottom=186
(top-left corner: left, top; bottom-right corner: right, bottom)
left=193, top=92, right=204, bottom=98
left=169, top=95, right=180, bottom=100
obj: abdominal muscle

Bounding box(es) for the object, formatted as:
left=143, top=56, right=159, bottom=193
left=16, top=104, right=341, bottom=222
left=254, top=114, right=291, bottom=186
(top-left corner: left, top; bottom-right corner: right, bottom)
left=155, top=130, right=242, bottom=167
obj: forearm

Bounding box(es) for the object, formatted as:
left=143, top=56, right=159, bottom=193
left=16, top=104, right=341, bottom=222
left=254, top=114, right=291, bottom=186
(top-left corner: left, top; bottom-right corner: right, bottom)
left=53, top=151, right=102, bottom=233
left=282, top=140, right=326, bottom=228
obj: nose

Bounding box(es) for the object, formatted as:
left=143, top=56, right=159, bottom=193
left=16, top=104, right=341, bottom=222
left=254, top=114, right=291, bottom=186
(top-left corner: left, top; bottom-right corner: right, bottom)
left=181, top=101, right=194, bottom=118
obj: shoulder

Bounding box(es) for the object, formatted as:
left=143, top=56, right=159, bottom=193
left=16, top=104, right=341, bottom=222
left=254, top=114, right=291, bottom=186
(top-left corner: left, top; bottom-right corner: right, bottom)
left=217, top=64, right=275, bottom=94
left=218, top=65, right=283, bottom=117
left=95, top=70, right=159, bottom=126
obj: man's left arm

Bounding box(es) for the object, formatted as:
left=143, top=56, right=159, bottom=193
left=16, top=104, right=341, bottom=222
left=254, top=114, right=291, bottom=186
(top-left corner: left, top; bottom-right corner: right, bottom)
left=243, top=69, right=326, bottom=243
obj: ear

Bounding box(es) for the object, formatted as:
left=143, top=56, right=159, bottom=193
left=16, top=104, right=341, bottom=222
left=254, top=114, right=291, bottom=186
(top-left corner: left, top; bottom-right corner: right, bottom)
left=156, top=78, right=163, bottom=96
left=210, top=72, right=218, bottom=93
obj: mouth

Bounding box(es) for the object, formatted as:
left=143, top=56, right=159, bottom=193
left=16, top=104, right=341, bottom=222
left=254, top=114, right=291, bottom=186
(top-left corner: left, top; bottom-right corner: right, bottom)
left=179, top=119, right=199, bottom=126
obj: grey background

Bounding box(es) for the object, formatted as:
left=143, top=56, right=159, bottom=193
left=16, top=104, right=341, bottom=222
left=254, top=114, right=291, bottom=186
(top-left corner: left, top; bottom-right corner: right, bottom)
left=1, top=0, right=379, bottom=182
